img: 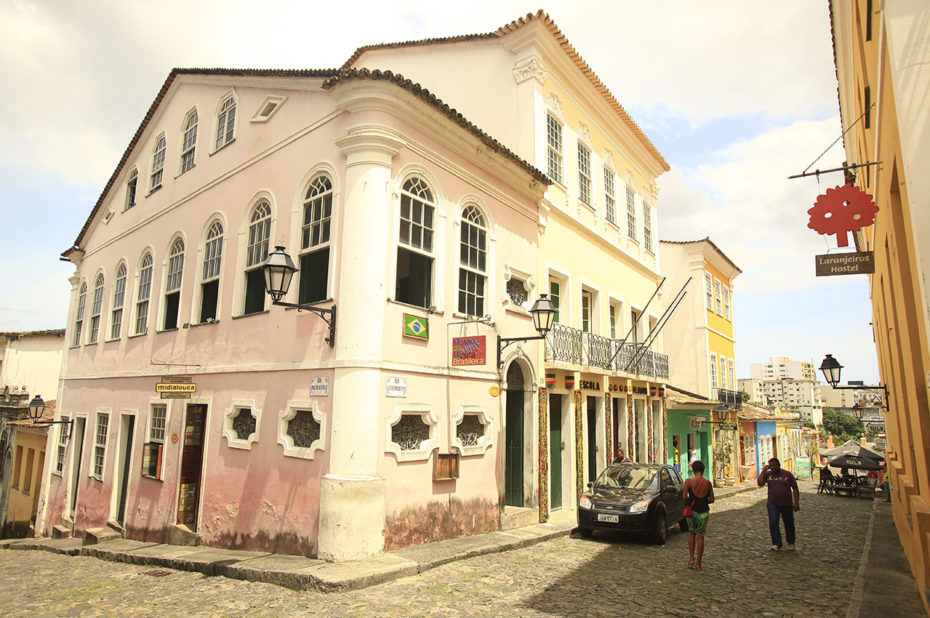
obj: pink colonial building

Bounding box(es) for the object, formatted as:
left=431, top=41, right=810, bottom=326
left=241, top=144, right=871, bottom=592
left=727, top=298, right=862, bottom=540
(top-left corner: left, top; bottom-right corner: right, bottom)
left=38, top=67, right=548, bottom=560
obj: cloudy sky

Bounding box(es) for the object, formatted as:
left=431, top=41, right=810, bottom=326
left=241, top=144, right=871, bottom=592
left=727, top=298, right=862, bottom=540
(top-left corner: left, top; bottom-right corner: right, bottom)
left=0, top=0, right=879, bottom=383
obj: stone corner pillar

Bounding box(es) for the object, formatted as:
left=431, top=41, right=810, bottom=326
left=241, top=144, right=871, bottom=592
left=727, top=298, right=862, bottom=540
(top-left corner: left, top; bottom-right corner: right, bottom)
left=318, top=474, right=387, bottom=561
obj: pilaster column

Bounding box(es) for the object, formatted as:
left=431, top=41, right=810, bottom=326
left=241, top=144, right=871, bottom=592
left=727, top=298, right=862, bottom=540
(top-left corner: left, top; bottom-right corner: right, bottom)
left=317, top=127, right=403, bottom=561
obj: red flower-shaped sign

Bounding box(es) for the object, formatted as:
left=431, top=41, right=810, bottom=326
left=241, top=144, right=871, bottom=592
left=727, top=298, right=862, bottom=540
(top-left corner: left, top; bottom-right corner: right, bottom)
left=807, top=184, right=878, bottom=247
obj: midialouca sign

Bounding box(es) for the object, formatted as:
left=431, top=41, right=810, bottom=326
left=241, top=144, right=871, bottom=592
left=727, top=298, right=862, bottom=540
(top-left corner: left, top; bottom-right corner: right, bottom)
left=815, top=251, right=875, bottom=276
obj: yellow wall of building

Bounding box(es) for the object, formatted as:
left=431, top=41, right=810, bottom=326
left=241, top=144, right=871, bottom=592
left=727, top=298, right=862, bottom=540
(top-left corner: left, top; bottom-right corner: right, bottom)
left=6, top=430, right=46, bottom=534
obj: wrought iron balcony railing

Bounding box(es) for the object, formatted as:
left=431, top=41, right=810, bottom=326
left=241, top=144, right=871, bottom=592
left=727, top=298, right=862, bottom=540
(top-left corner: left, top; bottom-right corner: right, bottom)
left=717, top=388, right=742, bottom=410
left=545, top=322, right=669, bottom=380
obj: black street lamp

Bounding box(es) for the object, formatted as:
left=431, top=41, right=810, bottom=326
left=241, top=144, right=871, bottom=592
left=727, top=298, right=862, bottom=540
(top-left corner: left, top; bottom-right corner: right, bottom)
left=497, top=294, right=558, bottom=369
left=26, top=395, right=73, bottom=439
left=261, top=246, right=336, bottom=347
left=818, top=353, right=889, bottom=408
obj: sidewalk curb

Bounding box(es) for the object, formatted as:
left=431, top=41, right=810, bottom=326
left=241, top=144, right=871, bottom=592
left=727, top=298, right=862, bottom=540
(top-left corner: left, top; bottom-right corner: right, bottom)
left=846, top=499, right=877, bottom=618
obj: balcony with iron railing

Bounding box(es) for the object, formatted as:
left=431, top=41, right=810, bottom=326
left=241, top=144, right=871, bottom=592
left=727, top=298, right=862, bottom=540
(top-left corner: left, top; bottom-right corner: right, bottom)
left=717, top=388, right=742, bottom=410
left=544, top=322, right=669, bottom=380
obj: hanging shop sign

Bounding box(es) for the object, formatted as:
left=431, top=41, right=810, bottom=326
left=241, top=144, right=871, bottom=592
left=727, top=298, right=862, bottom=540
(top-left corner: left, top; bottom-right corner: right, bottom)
left=807, top=184, right=878, bottom=248
left=310, top=376, right=329, bottom=397
left=489, top=385, right=500, bottom=397
left=545, top=373, right=557, bottom=388
left=565, top=376, right=575, bottom=389
left=815, top=251, right=875, bottom=276
left=451, top=336, right=486, bottom=366
left=403, top=314, right=429, bottom=340
left=690, top=418, right=704, bottom=430
left=156, top=376, right=195, bottom=399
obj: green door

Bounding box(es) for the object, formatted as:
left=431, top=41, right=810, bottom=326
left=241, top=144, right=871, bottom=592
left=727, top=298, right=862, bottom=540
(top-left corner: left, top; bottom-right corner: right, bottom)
left=505, top=364, right=525, bottom=507
left=549, top=394, right=562, bottom=509
left=587, top=397, right=597, bottom=481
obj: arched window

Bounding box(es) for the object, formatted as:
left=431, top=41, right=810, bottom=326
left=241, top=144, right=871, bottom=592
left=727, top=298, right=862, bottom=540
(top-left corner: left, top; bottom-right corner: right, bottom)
left=395, top=177, right=435, bottom=309
left=180, top=110, right=198, bottom=174
left=244, top=201, right=271, bottom=315
left=200, top=221, right=223, bottom=322
left=299, top=175, right=332, bottom=304
left=110, top=263, right=127, bottom=340
left=125, top=169, right=138, bottom=211
left=164, top=237, right=185, bottom=330
left=135, top=253, right=154, bottom=335
left=72, top=282, right=87, bottom=347
left=88, top=273, right=105, bottom=344
left=215, top=96, right=236, bottom=150
left=458, top=205, right=487, bottom=317
left=150, top=134, right=166, bottom=191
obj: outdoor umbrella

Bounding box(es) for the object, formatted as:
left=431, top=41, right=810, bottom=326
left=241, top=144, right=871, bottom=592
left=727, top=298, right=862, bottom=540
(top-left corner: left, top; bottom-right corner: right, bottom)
left=821, top=439, right=884, bottom=461
left=827, top=454, right=883, bottom=470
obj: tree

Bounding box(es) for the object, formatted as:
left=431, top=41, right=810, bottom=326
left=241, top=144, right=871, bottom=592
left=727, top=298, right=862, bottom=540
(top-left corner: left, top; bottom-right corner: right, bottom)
left=822, top=407, right=864, bottom=443
left=739, top=390, right=750, bottom=402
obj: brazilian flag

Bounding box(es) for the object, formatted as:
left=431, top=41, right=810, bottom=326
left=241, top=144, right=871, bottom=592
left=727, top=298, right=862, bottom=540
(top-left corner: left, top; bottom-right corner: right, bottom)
left=404, top=314, right=429, bottom=340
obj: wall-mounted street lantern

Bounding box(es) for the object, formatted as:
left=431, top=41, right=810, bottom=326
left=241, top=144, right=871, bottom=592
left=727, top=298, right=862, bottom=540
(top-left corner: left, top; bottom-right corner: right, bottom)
left=819, top=353, right=889, bottom=402
left=497, top=294, right=557, bottom=369
left=26, top=395, right=73, bottom=439
left=261, top=246, right=336, bottom=347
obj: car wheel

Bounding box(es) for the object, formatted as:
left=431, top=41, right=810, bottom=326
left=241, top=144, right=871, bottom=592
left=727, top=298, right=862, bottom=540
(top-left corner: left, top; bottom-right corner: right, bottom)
left=652, top=510, right=668, bottom=545
left=678, top=517, right=689, bottom=532
left=579, top=527, right=593, bottom=539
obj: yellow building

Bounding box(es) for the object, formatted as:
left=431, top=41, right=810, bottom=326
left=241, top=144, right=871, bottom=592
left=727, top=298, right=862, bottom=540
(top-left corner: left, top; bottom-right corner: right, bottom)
left=2, top=417, right=49, bottom=538
left=659, top=239, right=741, bottom=483
left=831, top=1, right=930, bottom=611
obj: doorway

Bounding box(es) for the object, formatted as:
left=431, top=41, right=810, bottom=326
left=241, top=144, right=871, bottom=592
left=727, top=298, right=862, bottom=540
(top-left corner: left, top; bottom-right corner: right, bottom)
left=549, top=394, right=562, bottom=510
left=69, top=417, right=86, bottom=515
left=504, top=364, right=525, bottom=507
left=177, top=404, right=207, bottom=530
left=113, top=414, right=135, bottom=525
left=586, top=396, right=597, bottom=482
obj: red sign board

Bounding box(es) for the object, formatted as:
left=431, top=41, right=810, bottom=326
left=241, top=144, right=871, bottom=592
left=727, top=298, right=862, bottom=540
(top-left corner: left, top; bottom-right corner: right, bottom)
left=807, top=184, right=878, bottom=247
left=452, top=336, right=486, bottom=366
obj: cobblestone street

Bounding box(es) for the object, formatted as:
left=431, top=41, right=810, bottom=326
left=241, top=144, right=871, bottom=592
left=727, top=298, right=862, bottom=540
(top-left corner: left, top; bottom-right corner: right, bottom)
left=1, top=482, right=874, bottom=616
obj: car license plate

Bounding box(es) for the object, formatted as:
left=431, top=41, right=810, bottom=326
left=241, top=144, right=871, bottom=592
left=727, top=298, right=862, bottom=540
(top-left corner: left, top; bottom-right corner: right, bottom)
left=597, top=513, right=619, bottom=523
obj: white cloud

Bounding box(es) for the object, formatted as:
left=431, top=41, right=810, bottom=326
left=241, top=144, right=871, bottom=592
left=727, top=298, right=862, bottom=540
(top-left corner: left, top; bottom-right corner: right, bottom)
left=659, top=117, right=849, bottom=294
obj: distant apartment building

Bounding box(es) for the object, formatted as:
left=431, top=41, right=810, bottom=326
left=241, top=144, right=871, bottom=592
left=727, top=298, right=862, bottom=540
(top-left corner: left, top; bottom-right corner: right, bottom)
left=749, top=357, right=816, bottom=381
left=737, top=378, right=766, bottom=406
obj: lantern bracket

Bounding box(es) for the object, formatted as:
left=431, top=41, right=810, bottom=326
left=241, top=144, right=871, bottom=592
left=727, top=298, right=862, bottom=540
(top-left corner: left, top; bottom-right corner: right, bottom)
left=270, top=300, right=336, bottom=348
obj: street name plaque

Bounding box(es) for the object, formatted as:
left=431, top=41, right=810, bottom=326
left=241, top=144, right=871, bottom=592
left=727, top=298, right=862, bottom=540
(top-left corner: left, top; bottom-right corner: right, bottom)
left=815, top=251, right=874, bottom=276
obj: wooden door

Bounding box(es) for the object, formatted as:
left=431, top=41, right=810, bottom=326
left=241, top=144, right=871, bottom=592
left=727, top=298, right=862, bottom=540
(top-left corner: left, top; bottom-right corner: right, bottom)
left=586, top=397, right=597, bottom=481
left=504, top=364, right=524, bottom=507
left=177, top=404, right=207, bottom=529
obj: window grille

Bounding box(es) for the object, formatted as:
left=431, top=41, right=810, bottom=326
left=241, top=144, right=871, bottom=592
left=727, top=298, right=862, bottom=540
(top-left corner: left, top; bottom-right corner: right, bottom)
left=392, top=414, right=430, bottom=451
left=456, top=414, right=485, bottom=447
left=287, top=410, right=320, bottom=448
left=232, top=408, right=256, bottom=441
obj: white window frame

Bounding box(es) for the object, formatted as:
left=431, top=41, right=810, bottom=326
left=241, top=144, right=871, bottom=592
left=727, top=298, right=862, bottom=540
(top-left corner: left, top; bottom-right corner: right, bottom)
left=54, top=418, right=69, bottom=476
left=251, top=95, right=286, bottom=123
left=242, top=199, right=272, bottom=315
left=704, top=272, right=713, bottom=311
left=199, top=219, right=223, bottom=323
left=109, top=262, right=127, bottom=341
left=728, top=358, right=736, bottom=391
left=546, top=113, right=563, bottom=185
left=723, top=286, right=732, bottom=320
left=277, top=400, right=327, bottom=460
left=709, top=352, right=719, bottom=395
left=142, top=403, right=168, bottom=479
left=124, top=168, right=138, bottom=211
left=714, top=278, right=723, bottom=316
left=224, top=400, right=260, bottom=450
left=394, top=176, right=437, bottom=309
left=452, top=405, right=493, bottom=456
left=214, top=93, right=237, bottom=151
left=626, top=185, right=637, bottom=240
left=134, top=252, right=154, bottom=335
left=150, top=133, right=166, bottom=191
left=91, top=412, right=109, bottom=480
left=642, top=202, right=653, bottom=253
left=577, top=141, right=592, bottom=208
left=581, top=289, right=592, bottom=333
left=457, top=203, right=488, bottom=318
left=298, top=174, right=334, bottom=305
left=385, top=404, right=438, bottom=462
left=604, top=167, right=616, bottom=226
left=179, top=109, right=198, bottom=174
left=88, top=273, right=104, bottom=344
left=72, top=281, right=86, bottom=347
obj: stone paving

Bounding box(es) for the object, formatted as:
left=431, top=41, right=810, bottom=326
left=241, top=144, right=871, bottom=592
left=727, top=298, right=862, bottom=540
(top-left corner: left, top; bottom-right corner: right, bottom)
left=0, top=481, right=875, bottom=617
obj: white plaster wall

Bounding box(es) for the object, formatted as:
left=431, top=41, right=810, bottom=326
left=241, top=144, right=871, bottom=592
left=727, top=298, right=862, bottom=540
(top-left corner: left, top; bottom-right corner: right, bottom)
left=0, top=334, right=64, bottom=399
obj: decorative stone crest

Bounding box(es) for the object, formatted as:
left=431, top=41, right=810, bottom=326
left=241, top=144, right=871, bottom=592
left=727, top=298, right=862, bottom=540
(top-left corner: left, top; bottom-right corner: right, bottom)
left=603, top=148, right=616, bottom=170
left=513, top=57, right=549, bottom=85
left=577, top=122, right=591, bottom=145
left=545, top=93, right=563, bottom=119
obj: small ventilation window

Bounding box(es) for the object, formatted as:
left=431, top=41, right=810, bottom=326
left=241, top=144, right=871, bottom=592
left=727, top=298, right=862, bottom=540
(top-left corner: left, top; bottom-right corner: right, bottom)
left=252, top=95, right=286, bottom=123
